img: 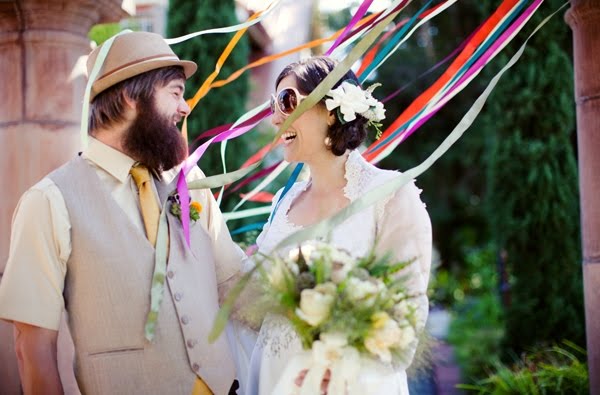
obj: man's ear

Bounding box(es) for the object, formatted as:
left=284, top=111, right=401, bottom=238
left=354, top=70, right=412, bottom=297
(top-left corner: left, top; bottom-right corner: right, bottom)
left=121, top=91, right=138, bottom=121
left=122, top=91, right=137, bottom=111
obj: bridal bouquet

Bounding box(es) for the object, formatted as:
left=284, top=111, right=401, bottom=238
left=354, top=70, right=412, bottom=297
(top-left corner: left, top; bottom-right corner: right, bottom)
left=257, top=241, right=420, bottom=393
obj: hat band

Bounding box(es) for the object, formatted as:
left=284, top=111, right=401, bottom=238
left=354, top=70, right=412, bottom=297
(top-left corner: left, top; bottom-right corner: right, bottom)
left=97, top=53, right=181, bottom=81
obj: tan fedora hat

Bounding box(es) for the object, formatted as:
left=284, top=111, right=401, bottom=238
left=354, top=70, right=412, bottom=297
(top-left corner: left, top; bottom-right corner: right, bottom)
left=86, top=31, right=197, bottom=101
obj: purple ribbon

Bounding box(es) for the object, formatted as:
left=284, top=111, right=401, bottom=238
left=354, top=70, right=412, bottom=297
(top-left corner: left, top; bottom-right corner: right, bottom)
left=389, top=0, right=544, bottom=151
left=325, top=0, right=374, bottom=55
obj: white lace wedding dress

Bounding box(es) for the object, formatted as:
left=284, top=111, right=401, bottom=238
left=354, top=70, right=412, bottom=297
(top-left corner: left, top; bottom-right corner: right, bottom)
left=245, top=150, right=432, bottom=395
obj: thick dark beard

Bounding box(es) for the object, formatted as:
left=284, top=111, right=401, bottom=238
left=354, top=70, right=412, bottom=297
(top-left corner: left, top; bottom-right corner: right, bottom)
left=122, top=96, right=187, bottom=173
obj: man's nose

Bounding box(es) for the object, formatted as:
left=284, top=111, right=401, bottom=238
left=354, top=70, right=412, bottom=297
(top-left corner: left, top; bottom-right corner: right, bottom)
left=179, top=98, right=191, bottom=116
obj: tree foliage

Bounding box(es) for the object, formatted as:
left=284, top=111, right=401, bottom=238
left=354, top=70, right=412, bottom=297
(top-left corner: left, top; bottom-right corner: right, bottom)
left=477, top=0, right=583, bottom=351
left=362, top=0, right=583, bottom=357
left=89, top=23, right=122, bottom=45
left=167, top=0, right=253, bottom=213
left=372, top=0, right=491, bottom=267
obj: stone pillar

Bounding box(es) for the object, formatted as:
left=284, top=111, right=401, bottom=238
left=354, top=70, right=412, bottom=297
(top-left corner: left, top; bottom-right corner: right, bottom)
left=565, top=1, right=600, bottom=393
left=0, top=1, right=128, bottom=393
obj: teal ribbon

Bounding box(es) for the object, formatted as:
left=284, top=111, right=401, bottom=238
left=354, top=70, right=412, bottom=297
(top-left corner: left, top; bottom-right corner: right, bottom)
left=270, top=163, right=303, bottom=224
left=207, top=2, right=563, bottom=343
left=271, top=2, right=566, bottom=252
left=231, top=222, right=267, bottom=236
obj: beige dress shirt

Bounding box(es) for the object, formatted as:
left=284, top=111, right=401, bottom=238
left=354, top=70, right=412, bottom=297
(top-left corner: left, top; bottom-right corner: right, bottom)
left=0, top=137, right=245, bottom=331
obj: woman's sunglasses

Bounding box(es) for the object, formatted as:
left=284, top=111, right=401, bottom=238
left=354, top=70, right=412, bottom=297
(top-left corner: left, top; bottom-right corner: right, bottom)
left=270, top=87, right=307, bottom=116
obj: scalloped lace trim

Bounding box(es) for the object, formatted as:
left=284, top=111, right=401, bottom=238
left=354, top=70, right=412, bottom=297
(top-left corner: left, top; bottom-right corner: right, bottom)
left=343, top=150, right=376, bottom=201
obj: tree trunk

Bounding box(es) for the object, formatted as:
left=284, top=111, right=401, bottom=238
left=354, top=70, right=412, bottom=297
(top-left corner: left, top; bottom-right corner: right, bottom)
left=565, top=1, right=600, bottom=392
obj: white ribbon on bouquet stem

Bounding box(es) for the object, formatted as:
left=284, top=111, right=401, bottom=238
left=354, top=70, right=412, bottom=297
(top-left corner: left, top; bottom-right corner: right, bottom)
left=272, top=333, right=363, bottom=395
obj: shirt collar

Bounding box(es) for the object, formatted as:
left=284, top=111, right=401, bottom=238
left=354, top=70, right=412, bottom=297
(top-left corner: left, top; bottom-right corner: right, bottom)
left=82, top=137, right=137, bottom=184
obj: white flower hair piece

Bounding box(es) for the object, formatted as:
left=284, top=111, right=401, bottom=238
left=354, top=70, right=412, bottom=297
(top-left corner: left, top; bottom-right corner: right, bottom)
left=325, top=81, right=386, bottom=139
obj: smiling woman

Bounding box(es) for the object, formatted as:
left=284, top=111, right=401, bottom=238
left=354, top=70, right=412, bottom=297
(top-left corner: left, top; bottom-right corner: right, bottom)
left=242, top=55, right=432, bottom=395
left=270, top=56, right=371, bottom=162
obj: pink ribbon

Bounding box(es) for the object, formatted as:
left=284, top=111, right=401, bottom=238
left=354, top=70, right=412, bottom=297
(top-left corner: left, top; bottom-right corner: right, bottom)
left=325, top=0, right=374, bottom=56
left=373, top=0, right=543, bottom=159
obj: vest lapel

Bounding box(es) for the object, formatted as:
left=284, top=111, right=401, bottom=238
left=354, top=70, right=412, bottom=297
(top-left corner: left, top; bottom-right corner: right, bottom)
left=74, top=156, right=154, bottom=250
left=156, top=175, right=177, bottom=207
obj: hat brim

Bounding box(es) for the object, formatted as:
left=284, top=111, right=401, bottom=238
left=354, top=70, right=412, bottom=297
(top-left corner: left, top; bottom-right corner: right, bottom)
left=90, top=58, right=197, bottom=101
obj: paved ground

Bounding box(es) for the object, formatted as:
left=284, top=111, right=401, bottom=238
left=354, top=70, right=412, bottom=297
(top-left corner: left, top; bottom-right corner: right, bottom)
left=433, top=341, right=463, bottom=395
left=409, top=308, right=463, bottom=394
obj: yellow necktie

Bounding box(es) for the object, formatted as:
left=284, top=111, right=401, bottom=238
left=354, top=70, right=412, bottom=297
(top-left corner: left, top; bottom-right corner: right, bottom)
left=130, top=164, right=160, bottom=247
left=191, top=378, right=213, bottom=395
left=131, top=165, right=212, bottom=394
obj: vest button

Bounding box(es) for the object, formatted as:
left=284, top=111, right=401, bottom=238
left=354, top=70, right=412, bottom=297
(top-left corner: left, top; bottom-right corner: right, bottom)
left=187, top=339, right=197, bottom=348
left=192, top=363, right=200, bottom=372
left=167, top=270, right=174, bottom=279
left=174, top=292, right=183, bottom=301
left=181, top=315, right=190, bottom=325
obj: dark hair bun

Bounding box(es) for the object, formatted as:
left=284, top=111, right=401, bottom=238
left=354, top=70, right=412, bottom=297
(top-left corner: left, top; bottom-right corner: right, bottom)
left=327, top=115, right=368, bottom=156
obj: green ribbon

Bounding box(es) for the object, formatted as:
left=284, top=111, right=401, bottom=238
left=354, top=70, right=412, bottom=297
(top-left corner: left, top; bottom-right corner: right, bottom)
left=145, top=203, right=170, bottom=340
left=271, top=8, right=405, bottom=146
left=271, top=2, right=567, bottom=252
left=145, top=162, right=262, bottom=340
left=223, top=206, right=272, bottom=222
left=80, top=30, right=132, bottom=149
left=206, top=2, right=566, bottom=342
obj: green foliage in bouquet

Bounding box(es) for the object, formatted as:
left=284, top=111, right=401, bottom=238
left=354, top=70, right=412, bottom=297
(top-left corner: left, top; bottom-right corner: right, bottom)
left=458, top=341, right=589, bottom=394
left=256, top=242, right=421, bottom=364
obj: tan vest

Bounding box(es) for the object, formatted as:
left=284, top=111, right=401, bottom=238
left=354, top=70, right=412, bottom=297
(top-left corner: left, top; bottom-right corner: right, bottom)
left=49, top=157, right=235, bottom=395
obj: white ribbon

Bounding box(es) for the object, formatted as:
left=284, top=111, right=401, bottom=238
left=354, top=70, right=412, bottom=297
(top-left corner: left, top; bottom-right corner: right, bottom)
left=272, top=334, right=364, bottom=395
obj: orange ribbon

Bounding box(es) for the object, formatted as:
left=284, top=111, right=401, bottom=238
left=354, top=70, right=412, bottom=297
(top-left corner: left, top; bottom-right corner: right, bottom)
left=364, top=0, right=520, bottom=161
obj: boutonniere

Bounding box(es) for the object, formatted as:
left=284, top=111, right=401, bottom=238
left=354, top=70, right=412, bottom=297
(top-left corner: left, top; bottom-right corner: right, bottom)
left=168, top=193, right=202, bottom=222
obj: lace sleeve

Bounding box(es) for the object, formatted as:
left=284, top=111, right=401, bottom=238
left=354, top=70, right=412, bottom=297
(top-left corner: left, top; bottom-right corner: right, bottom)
left=376, top=179, right=432, bottom=371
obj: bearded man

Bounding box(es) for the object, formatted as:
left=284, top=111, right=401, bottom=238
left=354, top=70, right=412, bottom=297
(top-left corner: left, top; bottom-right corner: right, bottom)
left=0, top=32, right=245, bottom=395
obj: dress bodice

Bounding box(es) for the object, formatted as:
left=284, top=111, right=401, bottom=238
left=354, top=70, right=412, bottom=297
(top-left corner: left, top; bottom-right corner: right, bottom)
left=256, top=150, right=397, bottom=259
left=246, top=150, right=432, bottom=395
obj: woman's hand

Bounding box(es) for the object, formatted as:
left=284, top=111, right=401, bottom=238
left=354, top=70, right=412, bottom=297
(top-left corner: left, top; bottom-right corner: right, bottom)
left=295, top=368, right=331, bottom=394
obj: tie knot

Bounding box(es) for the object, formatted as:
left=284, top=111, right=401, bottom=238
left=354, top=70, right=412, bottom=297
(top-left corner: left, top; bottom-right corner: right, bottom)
left=130, top=164, right=152, bottom=188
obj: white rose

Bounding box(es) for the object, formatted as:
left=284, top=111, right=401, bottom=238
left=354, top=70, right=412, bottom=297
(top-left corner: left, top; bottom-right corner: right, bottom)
left=296, top=282, right=337, bottom=326
left=287, top=261, right=300, bottom=275
left=268, top=258, right=291, bottom=292
left=331, top=262, right=352, bottom=284
left=312, top=332, right=349, bottom=363
left=330, top=250, right=356, bottom=284
left=372, top=101, right=386, bottom=121
left=346, top=277, right=384, bottom=306
left=325, top=82, right=370, bottom=123
left=392, top=300, right=413, bottom=320
left=330, top=248, right=355, bottom=266
left=364, top=312, right=402, bottom=363
left=288, top=244, right=316, bottom=264
left=397, top=324, right=416, bottom=349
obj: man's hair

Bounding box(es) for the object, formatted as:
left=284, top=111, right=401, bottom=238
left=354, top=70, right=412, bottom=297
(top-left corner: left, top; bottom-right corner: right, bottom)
left=89, top=66, right=186, bottom=133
